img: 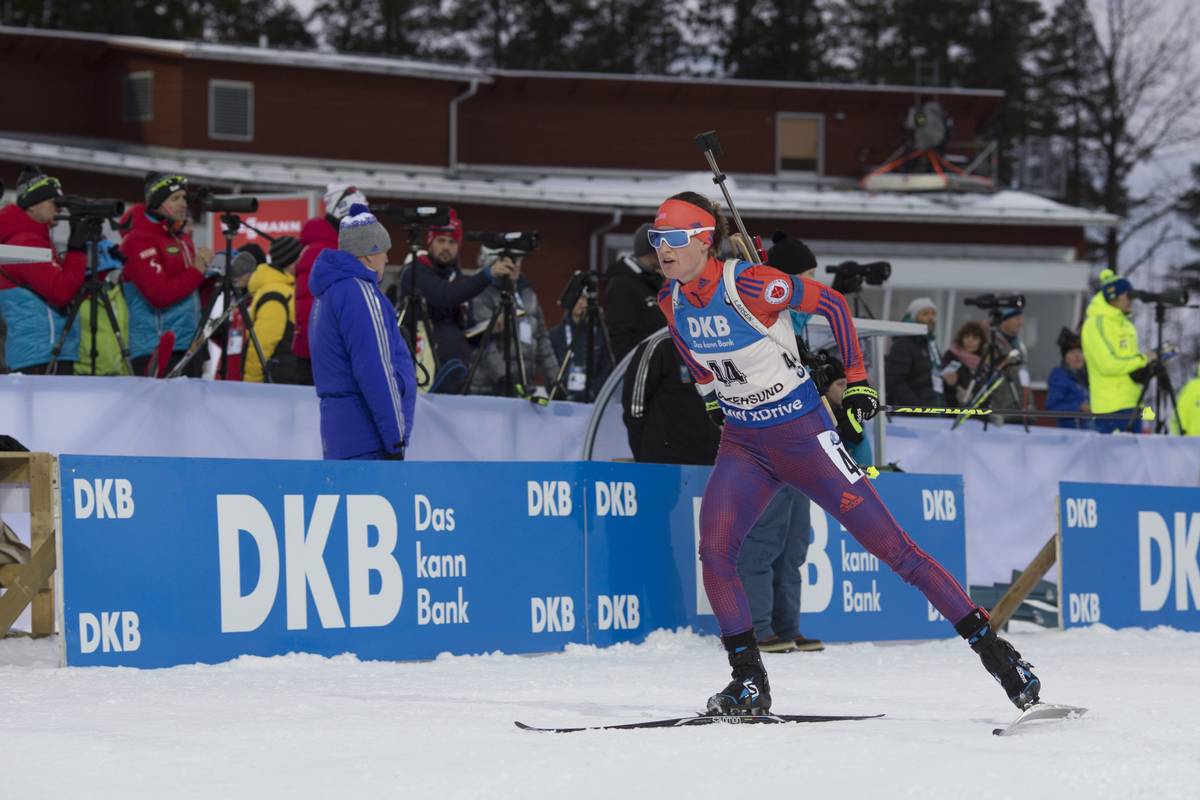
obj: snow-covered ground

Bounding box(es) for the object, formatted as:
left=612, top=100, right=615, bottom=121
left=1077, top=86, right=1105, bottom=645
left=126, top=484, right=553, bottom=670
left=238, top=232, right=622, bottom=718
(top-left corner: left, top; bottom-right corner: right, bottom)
left=2, top=625, right=1197, bottom=799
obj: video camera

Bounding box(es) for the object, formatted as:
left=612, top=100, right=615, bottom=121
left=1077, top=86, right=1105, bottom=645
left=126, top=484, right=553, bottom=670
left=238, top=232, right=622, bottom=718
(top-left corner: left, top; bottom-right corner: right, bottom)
left=825, top=260, right=891, bottom=295
left=372, top=205, right=451, bottom=228
left=1130, top=288, right=1189, bottom=307
left=558, top=270, right=598, bottom=311
left=188, top=185, right=259, bottom=214
left=964, top=293, right=1025, bottom=318
left=467, top=231, right=541, bottom=256
left=54, top=195, right=125, bottom=219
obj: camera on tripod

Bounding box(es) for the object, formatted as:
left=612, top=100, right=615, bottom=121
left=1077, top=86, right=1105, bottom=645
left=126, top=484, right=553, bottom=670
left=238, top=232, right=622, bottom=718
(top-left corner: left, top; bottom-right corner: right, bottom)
left=558, top=270, right=598, bottom=311
left=372, top=205, right=451, bottom=228
left=54, top=195, right=125, bottom=220
left=188, top=186, right=259, bottom=214
left=964, top=293, right=1025, bottom=319
left=1130, top=288, right=1189, bottom=307
left=825, top=260, right=890, bottom=295
left=467, top=231, right=541, bottom=256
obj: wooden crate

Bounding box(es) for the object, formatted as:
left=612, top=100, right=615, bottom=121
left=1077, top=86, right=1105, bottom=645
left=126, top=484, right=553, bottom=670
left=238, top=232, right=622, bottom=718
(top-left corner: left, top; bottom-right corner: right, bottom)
left=0, top=453, right=57, bottom=637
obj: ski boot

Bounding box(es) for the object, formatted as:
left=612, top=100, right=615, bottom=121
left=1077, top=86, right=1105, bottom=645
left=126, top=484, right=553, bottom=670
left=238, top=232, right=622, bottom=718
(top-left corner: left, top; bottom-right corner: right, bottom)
left=707, top=630, right=772, bottom=716
left=955, top=608, right=1041, bottom=710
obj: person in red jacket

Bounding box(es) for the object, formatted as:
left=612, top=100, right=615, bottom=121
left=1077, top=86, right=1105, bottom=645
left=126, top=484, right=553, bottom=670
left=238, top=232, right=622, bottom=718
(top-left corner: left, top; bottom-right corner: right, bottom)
left=0, top=167, right=86, bottom=374
left=291, top=183, right=367, bottom=385
left=119, top=173, right=214, bottom=377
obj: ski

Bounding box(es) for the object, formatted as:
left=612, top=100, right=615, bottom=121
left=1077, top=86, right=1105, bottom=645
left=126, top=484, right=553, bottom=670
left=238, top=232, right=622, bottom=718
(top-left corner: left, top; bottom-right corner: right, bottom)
left=992, top=703, right=1087, bottom=737
left=515, top=712, right=884, bottom=733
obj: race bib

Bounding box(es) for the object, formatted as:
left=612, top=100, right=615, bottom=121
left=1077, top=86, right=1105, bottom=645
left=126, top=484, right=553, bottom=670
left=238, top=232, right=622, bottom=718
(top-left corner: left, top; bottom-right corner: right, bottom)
left=568, top=366, right=587, bottom=392
left=817, top=429, right=864, bottom=485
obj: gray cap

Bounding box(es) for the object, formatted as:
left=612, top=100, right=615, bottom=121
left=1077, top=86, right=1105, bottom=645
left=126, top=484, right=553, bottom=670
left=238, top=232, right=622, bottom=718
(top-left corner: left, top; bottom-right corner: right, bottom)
left=338, top=204, right=392, bottom=258
left=632, top=222, right=654, bottom=258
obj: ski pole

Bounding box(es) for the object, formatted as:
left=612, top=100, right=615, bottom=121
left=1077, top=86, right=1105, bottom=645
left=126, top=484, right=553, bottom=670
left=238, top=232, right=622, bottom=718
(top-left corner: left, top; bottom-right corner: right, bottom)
left=885, top=405, right=1156, bottom=422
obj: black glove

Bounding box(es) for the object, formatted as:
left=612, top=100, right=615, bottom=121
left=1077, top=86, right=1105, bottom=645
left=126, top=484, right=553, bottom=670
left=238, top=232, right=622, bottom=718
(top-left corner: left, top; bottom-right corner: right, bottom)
left=383, top=446, right=405, bottom=461
left=834, top=405, right=865, bottom=444
left=842, top=381, right=880, bottom=433
left=704, top=396, right=725, bottom=429
left=67, top=216, right=102, bottom=252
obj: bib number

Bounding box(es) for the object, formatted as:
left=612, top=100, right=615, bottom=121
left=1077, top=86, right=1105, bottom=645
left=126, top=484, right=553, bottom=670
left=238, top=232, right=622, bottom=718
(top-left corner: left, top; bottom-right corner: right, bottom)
left=817, top=430, right=863, bottom=485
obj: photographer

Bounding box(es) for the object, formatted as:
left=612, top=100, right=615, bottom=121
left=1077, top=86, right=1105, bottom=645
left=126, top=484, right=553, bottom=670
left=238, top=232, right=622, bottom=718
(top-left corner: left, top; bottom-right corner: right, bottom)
left=467, top=246, right=558, bottom=397
left=74, top=240, right=131, bottom=376
left=0, top=167, right=86, bottom=374
left=885, top=297, right=941, bottom=406
left=549, top=287, right=610, bottom=402
left=1081, top=270, right=1154, bottom=434
left=292, top=184, right=368, bottom=385
left=1174, top=367, right=1200, bottom=436
left=605, top=222, right=664, bottom=362
left=396, top=209, right=515, bottom=393
left=243, top=236, right=302, bottom=383
left=120, top=172, right=213, bottom=377
left=1046, top=328, right=1090, bottom=430
left=981, top=305, right=1032, bottom=414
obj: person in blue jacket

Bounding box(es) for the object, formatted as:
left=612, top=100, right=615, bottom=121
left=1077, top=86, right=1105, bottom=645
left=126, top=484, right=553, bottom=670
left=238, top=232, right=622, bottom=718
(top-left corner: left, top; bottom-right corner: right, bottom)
left=1046, top=328, right=1091, bottom=430
left=308, top=204, right=415, bottom=460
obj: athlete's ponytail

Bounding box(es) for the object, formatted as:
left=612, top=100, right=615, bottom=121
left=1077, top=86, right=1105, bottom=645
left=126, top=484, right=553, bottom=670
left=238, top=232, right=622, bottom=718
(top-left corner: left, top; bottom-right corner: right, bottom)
left=667, top=191, right=728, bottom=256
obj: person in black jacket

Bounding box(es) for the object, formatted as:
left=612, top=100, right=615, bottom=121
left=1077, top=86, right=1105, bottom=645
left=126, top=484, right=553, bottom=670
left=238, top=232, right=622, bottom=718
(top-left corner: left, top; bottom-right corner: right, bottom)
left=395, top=209, right=514, bottom=393
left=621, top=328, right=719, bottom=465
left=885, top=297, right=941, bottom=406
left=605, top=222, right=665, bottom=363
left=549, top=293, right=610, bottom=402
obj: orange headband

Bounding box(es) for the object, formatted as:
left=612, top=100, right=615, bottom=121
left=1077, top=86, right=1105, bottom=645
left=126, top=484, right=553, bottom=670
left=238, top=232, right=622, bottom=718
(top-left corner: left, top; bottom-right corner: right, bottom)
left=654, top=199, right=716, bottom=245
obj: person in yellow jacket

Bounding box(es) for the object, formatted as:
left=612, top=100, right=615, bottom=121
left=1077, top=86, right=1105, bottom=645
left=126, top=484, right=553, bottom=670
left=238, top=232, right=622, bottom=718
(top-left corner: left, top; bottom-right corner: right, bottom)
left=243, top=236, right=302, bottom=383
left=1081, top=269, right=1157, bottom=433
left=1172, top=366, right=1200, bottom=436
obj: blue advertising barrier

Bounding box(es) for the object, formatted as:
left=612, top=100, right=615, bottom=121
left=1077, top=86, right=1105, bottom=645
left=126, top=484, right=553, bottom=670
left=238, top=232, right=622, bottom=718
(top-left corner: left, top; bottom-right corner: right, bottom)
left=1059, top=482, right=1200, bottom=631
left=59, top=456, right=967, bottom=667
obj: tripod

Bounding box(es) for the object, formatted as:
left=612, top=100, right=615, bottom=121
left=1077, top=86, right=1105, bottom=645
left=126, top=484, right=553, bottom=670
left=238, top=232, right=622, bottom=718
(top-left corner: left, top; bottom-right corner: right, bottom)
left=1131, top=302, right=1181, bottom=434
left=461, top=272, right=531, bottom=398
left=955, top=322, right=1028, bottom=431
left=549, top=284, right=615, bottom=402
left=168, top=211, right=270, bottom=380
left=395, top=225, right=440, bottom=391
left=845, top=291, right=877, bottom=319
left=47, top=219, right=133, bottom=376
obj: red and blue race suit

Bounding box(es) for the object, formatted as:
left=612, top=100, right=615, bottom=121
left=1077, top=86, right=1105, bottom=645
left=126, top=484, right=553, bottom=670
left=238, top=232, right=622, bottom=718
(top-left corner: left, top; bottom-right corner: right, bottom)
left=659, top=257, right=976, bottom=636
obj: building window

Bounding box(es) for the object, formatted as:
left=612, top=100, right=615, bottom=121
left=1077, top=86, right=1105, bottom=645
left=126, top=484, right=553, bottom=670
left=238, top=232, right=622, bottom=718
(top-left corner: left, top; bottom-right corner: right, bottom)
left=777, top=114, right=823, bottom=174
left=209, top=80, right=253, bottom=142
left=121, top=72, right=153, bottom=122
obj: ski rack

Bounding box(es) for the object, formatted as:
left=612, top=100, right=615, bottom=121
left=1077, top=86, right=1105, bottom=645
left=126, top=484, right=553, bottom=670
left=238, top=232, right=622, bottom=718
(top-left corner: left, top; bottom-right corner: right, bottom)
left=0, top=453, right=58, bottom=637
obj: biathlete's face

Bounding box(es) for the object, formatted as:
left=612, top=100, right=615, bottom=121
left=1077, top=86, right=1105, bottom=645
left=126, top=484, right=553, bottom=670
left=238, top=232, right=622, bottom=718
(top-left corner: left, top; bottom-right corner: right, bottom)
left=651, top=198, right=718, bottom=285
left=654, top=230, right=710, bottom=284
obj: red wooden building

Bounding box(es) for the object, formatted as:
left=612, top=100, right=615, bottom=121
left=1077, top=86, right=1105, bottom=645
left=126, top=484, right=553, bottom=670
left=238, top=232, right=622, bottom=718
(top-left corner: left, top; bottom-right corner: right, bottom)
left=0, top=26, right=1116, bottom=378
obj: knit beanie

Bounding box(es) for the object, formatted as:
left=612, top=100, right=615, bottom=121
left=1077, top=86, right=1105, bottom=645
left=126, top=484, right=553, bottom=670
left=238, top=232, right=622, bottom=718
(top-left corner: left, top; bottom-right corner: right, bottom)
left=767, top=236, right=817, bottom=276
left=239, top=243, right=266, bottom=265
left=339, top=204, right=391, bottom=258
left=425, top=207, right=463, bottom=248
left=269, top=235, right=303, bottom=269
left=16, top=166, right=62, bottom=209
left=905, top=297, right=936, bottom=320
left=323, top=183, right=367, bottom=220
left=145, top=172, right=188, bottom=211
left=632, top=222, right=654, bottom=259
left=1099, top=268, right=1132, bottom=301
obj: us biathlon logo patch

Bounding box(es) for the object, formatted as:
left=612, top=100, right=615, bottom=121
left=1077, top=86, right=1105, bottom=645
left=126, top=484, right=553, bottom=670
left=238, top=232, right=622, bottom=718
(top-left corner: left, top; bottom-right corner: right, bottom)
left=765, top=279, right=791, bottom=304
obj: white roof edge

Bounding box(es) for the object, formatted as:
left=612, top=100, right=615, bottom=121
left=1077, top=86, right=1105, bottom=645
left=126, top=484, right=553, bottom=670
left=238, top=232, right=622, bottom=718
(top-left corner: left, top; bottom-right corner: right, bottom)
left=0, top=135, right=1119, bottom=229
left=1, top=26, right=1004, bottom=96
left=0, top=25, right=491, bottom=82
left=491, top=68, right=1006, bottom=98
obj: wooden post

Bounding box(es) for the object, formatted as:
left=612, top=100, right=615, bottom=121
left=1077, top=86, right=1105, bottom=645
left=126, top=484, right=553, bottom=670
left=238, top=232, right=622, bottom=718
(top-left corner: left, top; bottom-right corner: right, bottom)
left=0, top=453, right=57, bottom=638
left=989, top=533, right=1059, bottom=630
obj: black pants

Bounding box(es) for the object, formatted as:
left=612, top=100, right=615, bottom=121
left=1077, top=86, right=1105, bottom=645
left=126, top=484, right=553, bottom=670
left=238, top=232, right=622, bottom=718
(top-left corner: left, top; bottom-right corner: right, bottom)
left=20, top=361, right=75, bottom=375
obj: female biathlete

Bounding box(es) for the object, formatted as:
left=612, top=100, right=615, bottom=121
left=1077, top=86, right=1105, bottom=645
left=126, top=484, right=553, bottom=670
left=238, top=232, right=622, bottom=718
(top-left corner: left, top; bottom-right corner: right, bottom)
left=651, top=192, right=1041, bottom=716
